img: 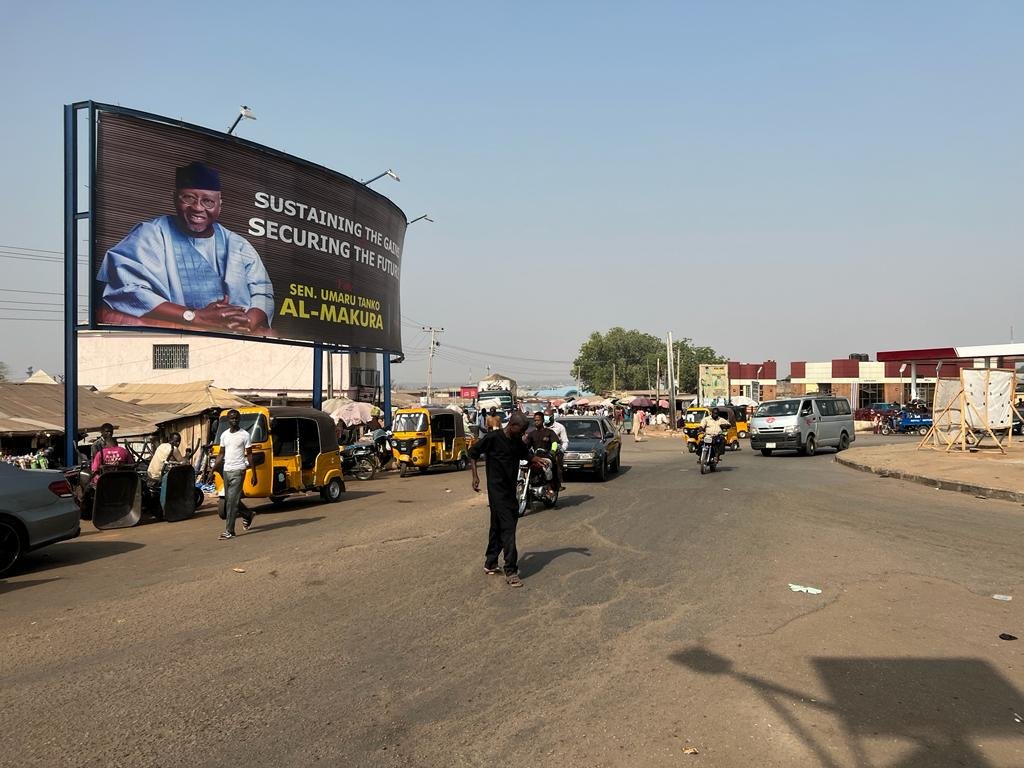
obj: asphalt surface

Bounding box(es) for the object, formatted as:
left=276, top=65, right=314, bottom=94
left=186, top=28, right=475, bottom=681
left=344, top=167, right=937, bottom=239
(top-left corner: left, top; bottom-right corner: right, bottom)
left=2, top=435, right=1022, bottom=767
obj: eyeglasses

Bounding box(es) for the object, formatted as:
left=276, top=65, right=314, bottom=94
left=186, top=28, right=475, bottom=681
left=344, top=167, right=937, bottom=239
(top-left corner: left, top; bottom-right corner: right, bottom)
left=177, top=193, right=220, bottom=210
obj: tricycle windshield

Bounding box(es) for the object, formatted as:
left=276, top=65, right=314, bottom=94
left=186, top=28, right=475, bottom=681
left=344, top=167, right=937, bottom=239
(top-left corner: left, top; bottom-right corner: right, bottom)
left=215, top=413, right=269, bottom=443
left=393, top=413, right=429, bottom=433
left=755, top=401, right=799, bottom=417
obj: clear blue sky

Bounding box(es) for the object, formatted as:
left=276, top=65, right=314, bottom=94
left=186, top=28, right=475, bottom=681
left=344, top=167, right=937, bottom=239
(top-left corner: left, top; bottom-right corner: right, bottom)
left=0, top=1, right=1020, bottom=386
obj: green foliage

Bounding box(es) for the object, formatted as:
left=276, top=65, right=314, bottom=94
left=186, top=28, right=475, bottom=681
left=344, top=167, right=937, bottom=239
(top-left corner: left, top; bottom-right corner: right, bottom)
left=572, top=328, right=725, bottom=394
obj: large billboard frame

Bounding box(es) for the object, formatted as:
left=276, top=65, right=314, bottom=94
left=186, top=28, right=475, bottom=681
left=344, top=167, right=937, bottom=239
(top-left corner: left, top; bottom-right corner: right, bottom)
left=63, top=101, right=406, bottom=463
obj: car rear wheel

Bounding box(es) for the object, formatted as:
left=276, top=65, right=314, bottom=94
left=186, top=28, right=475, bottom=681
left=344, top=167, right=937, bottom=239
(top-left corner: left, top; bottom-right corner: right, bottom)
left=0, top=517, right=25, bottom=576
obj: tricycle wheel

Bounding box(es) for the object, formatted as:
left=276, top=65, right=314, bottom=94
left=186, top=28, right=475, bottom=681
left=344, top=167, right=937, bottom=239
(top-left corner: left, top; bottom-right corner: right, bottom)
left=217, top=498, right=226, bottom=520
left=738, top=430, right=748, bottom=439
left=917, top=426, right=928, bottom=436
left=418, top=466, right=429, bottom=474
left=194, top=487, right=205, bottom=510
left=687, top=442, right=695, bottom=453
left=320, top=477, right=343, bottom=502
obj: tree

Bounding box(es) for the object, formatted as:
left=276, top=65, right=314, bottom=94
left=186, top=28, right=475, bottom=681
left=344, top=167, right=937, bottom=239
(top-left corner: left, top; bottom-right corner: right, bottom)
left=573, top=328, right=725, bottom=394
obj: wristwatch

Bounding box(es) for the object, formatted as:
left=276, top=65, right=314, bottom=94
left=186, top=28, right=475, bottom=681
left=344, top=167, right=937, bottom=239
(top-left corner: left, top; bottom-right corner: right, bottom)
left=182, top=310, right=196, bottom=323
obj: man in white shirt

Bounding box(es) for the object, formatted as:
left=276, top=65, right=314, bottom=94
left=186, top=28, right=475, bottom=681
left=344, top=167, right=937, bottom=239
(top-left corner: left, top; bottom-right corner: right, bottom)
left=217, top=409, right=256, bottom=539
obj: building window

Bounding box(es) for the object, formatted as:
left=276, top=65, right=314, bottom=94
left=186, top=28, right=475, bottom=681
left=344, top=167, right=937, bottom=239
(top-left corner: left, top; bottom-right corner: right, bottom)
left=858, top=383, right=883, bottom=408
left=153, top=344, right=189, bottom=369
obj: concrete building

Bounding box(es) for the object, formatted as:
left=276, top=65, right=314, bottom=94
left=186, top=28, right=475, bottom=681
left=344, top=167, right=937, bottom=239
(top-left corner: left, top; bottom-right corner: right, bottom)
left=789, top=344, right=1024, bottom=409
left=78, top=331, right=382, bottom=404
left=727, top=361, right=778, bottom=402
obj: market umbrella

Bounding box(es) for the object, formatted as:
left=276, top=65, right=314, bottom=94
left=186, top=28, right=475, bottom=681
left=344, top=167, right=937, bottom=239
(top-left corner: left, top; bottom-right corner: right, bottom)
left=731, top=395, right=758, bottom=407
left=629, top=396, right=655, bottom=408
left=333, top=401, right=374, bottom=425
left=657, top=399, right=669, bottom=408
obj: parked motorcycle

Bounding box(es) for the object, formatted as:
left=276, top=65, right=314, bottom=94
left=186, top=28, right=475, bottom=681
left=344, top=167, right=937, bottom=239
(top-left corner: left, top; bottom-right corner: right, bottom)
left=342, top=442, right=378, bottom=481
left=516, top=449, right=557, bottom=516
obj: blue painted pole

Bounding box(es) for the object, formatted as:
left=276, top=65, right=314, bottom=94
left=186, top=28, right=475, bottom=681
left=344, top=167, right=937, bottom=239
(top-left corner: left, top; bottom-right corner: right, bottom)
left=382, top=354, right=392, bottom=427
left=63, top=104, right=79, bottom=467
left=312, top=343, right=323, bottom=409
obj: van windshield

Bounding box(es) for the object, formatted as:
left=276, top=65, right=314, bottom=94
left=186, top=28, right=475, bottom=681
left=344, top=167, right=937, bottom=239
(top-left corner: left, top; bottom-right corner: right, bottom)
left=755, top=401, right=799, bottom=417
left=393, top=413, right=429, bottom=432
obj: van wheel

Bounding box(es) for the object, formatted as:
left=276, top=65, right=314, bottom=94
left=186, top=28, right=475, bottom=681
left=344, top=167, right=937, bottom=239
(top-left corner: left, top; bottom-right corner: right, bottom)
left=760, top=448, right=773, bottom=456
left=838, top=432, right=850, bottom=452
left=803, top=435, right=817, bottom=456
left=320, top=478, right=343, bottom=502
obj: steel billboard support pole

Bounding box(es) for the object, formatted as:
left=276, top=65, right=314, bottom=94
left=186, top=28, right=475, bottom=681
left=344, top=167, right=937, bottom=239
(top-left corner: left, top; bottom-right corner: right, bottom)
left=382, top=354, right=392, bottom=426
left=63, top=104, right=79, bottom=468
left=312, top=343, right=323, bottom=409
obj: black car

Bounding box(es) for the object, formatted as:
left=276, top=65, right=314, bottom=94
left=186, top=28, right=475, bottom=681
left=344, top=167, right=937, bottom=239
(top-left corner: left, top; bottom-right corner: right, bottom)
left=557, top=416, right=622, bottom=481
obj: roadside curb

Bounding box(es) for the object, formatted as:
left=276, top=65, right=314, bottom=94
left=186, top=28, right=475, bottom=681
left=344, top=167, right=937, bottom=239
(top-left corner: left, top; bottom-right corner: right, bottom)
left=834, top=455, right=1024, bottom=504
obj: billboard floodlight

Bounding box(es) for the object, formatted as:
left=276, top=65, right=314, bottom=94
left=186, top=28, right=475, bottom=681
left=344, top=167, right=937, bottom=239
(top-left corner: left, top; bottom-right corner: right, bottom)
left=363, top=169, right=401, bottom=185
left=228, top=105, right=257, bottom=135
left=407, top=214, right=434, bottom=225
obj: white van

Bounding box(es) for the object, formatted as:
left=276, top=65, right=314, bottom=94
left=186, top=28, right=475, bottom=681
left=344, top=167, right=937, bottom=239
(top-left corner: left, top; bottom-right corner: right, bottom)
left=750, top=396, right=855, bottom=456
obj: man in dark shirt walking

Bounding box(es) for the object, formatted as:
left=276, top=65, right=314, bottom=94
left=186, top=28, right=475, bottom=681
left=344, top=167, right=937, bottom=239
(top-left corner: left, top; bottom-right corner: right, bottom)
left=468, top=411, right=535, bottom=587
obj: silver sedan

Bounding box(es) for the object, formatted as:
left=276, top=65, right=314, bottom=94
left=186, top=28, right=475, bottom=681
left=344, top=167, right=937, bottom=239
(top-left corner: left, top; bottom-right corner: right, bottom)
left=0, top=463, right=81, bottom=576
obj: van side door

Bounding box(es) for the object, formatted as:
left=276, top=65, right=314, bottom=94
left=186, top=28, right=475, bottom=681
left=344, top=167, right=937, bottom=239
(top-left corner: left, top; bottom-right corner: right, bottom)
left=815, top=398, right=837, bottom=445
left=799, top=399, right=816, bottom=443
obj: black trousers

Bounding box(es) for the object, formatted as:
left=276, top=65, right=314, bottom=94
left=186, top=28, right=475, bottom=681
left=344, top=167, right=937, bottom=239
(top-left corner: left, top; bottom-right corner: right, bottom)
left=485, top=499, right=519, bottom=574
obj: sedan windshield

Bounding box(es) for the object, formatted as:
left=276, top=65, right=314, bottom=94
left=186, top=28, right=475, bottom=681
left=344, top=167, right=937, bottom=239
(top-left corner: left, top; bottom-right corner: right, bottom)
left=564, top=420, right=604, bottom=440
left=755, top=401, right=799, bottom=417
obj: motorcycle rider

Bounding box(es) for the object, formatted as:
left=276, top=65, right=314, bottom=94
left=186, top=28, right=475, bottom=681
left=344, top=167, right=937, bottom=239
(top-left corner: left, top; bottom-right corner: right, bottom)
left=545, top=408, right=568, bottom=491
left=525, top=411, right=559, bottom=498
left=699, top=408, right=731, bottom=463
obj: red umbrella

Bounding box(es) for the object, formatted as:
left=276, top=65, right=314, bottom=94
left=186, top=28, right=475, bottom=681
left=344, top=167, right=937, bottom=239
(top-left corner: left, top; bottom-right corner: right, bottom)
left=629, top=396, right=655, bottom=408
left=658, top=399, right=669, bottom=408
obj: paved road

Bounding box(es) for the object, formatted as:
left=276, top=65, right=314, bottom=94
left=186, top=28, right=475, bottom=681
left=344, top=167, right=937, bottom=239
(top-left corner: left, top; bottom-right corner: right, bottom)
left=2, top=435, right=1022, bottom=767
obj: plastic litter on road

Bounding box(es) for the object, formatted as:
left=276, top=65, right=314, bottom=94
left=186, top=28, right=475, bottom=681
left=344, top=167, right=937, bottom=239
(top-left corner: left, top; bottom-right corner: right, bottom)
left=992, top=594, right=1013, bottom=601
left=232, top=567, right=246, bottom=573
left=789, top=583, right=822, bottom=595
left=682, top=746, right=700, bottom=755
left=999, top=633, right=1018, bottom=641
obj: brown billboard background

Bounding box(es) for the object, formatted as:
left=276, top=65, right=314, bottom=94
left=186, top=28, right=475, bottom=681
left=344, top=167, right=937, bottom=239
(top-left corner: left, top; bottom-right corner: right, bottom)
left=93, top=110, right=405, bottom=352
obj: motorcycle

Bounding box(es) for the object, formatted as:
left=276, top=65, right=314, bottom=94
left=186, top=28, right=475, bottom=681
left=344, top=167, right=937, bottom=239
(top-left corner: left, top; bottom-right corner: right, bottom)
left=516, top=449, right=557, bottom=516
left=698, top=431, right=725, bottom=475
left=341, top=442, right=378, bottom=481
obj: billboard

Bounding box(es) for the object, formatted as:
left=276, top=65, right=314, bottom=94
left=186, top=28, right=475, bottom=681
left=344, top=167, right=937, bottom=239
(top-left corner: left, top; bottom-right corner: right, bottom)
left=91, top=109, right=405, bottom=352
left=699, top=363, right=729, bottom=402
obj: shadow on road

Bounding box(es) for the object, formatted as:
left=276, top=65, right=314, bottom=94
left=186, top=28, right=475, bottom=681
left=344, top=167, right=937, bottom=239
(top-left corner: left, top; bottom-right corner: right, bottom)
left=669, top=646, right=1024, bottom=767
left=245, top=516, right=326, bottom=534
left=552, top=494, right=594, bottom=510
left=518, top=546, right=591, bottom=577
left=0, top=577, right=62, bottom=595
left=3, top=539, right=145, bottom=581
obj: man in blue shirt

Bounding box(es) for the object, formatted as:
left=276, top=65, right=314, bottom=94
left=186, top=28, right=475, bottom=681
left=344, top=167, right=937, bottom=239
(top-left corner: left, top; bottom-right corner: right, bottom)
left=97, top=161, right=275, bottom=334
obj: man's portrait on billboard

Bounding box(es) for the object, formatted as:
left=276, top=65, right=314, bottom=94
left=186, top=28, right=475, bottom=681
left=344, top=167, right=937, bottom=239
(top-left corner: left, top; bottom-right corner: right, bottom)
left=96, top=161, right=275, bottom=334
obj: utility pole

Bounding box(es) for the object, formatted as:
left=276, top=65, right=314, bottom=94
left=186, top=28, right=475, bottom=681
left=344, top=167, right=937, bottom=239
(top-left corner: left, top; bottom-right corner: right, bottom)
left=422, top=326, right=444, bottom=404
left=656, top=358, right=661, bottom=412
left=612, top=362, right=617, bottom=392
left=667, top=332, right=677, bottom=430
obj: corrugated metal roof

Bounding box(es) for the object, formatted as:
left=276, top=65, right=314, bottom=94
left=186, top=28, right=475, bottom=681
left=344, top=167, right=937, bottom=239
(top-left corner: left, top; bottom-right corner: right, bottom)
left=102, top=381, right=252, bottom=416
left=0, top=383, right=179, bottom=437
